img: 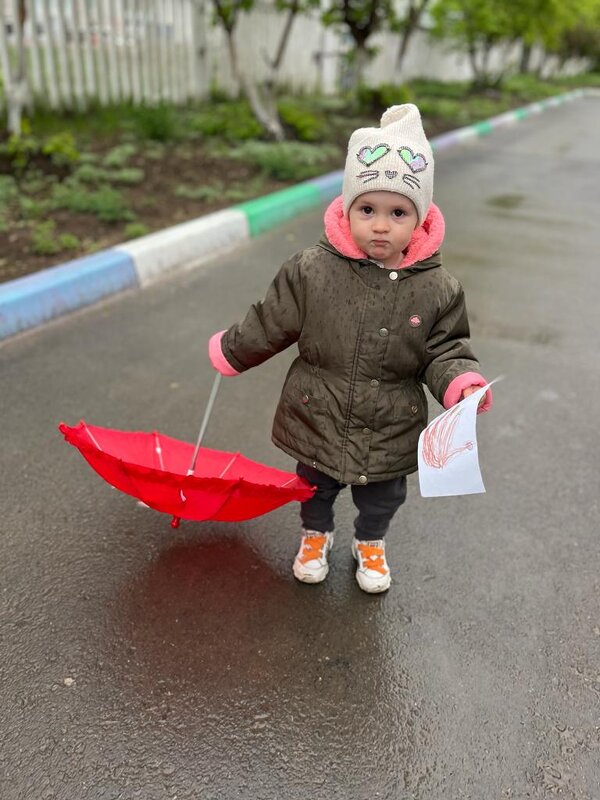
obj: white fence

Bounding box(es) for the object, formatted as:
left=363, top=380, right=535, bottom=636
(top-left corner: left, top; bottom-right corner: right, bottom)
left=0, top=0, right=589, bottom=114
left=0, top=0, right=214, bottom=109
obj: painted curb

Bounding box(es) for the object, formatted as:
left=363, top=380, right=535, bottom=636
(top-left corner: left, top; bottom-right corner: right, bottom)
left=115, top=208, right=249, bottom=287
left=0, top=250, right=137, bottom=341
left=0, top=87, right=591, bottom=342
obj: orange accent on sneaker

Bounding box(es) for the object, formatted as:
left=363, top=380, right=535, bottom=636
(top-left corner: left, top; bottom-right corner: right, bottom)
left=356, top=542, right=388, bottom=574
left=299, top=534, right=328, bottom=563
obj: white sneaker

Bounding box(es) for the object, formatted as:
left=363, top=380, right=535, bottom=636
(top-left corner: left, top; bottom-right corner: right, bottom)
left=352, top=539, right=391, bottom=593
left=293, top=529, right=334, bottom=583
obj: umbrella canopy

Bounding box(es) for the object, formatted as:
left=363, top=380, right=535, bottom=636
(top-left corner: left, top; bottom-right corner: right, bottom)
left=59, top=421, right=315, bottom=525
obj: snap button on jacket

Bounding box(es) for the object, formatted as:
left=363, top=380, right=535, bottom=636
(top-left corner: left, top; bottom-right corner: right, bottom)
left=220, top=237, right=481, bottom=485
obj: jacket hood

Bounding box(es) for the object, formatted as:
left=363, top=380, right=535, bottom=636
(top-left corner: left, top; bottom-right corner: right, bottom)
left=321, top=195, right=445, bottom=269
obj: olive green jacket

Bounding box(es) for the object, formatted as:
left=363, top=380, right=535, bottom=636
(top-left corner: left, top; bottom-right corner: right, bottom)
left=218, top=200, right=483, bottom=484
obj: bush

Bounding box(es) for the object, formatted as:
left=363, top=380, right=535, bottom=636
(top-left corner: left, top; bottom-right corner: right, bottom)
left=277, top=99, right=327, bottom=142
left=414, top=97, right=466, bottom=125
left=175, top=178, right=267, bottom=203
left=31, top=220, right=80, bottom=255
left=229, top=141, right=339, bottom=181
left=19, top=196, right=50, bottom=220
left=51, top=180, right=134, bottom=223
left=74, top=164, right=111, bottom=183
left=130, top=104, right=179, bottom=141
left=0, top=175, right=18, bottom=209
left=410, top=79, right=470, bottom=100
left=3, top=129, right=38, bottom=173
left=357, top=83, right=413, bottom=113
left=175, top=184, right=222, bottom=202
left=103, top=143, right=137, bottom=168
left=109, top=167, right=145, bottom=185
left=124, top=222, right=150, bottom=239
left=189, top=102, right=263, bottom=141
left=502, top=74, right=561, bottom=100
left=42, top=131, right=80, bottom=168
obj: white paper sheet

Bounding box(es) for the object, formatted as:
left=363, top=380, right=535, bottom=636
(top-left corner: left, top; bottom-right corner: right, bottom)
left=418, top=381, right=496, bottom=498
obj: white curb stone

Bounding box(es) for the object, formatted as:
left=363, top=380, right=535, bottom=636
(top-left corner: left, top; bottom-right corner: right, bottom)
left=116, top=208, right=250, bottom=287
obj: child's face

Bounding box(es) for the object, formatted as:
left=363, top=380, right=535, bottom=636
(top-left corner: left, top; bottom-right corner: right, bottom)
left=348, top=191, right=419, bottom=268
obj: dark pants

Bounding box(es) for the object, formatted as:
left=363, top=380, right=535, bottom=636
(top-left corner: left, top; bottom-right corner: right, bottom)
left=296, top=462, right=407, bottom=541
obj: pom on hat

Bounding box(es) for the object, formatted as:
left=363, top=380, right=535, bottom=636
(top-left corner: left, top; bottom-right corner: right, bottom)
left=342, top=103, right=434, bottom=225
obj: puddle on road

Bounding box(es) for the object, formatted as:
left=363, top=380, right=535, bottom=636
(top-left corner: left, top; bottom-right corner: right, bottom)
left=486, top=193, right=526, bottom=209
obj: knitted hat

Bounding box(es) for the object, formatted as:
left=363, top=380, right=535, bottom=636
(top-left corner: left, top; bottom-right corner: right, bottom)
left=342, top=104, right=434, bottom=225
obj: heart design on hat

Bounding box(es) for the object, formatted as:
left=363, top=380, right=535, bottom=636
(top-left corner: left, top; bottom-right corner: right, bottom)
left=357, top=144, right=390, bottom=166
left=399, top=147, right=427, bottom=173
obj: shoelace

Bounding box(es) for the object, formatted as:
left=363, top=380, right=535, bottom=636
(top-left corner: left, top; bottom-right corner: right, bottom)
left=300, top=534, right=328, bottom=563
left=357, top=543, right=387, bottom=574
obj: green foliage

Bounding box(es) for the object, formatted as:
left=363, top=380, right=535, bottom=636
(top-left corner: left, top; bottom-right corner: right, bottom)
left=18, top=195, right=50, bottom=220
left=414, top=97, right=466, bottom=124
left=102, top=143, right=137, bottom=168
left=190, top=102, right=264, bottom=141
left=124, top=222, right=150, bottom=239
left=174, top=178, right=265, bottom=202
left=109, top=167, right=145, bottom=185
left=0, top=175, right=18, bottom=209
left=73, top=164, right=111, bottom=183
left=30, top=220, right=80, bottom=256
left=210, top=0, right=254, bottom=33
left=229, top=141, right=339, bottom=180
left=130, top=104, right=179, bottom=141
left=208, top=83, right=232, bottom=103
left=42, top=132, right=80, bottom=168
left=175, top=184, right=223, bottom=202
left=51, top=180, right=134, bottom=223
left=502, top=74, right=561, bottom=99
left=4, top=130, right=38, bottom=172
left=409, top=79, right=471, bottom=100
left=277, top=99, right=327, bottom=142
left=321, top=0, right=395, bottom=36
left=356, top=82, right=413, bottom=113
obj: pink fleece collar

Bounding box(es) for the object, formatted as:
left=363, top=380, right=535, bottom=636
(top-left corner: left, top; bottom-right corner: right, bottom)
left=323, top=195, right=445, bottom=269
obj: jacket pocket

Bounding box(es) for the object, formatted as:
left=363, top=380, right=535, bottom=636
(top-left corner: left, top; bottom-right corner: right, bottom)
left=276, top=368, right=330, bottom=448
left=387, top=383, right=427, bottom=455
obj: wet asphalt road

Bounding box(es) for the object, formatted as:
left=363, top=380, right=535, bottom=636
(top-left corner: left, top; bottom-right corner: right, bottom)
left=1, top=97, right=600, bottom=800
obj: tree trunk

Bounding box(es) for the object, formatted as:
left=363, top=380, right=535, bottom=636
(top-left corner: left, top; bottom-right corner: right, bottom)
left=520, top=42, right=533, bottom=73
left=221, top=13, right=285, bottom=140
left=395, top=0, right=430, bottom=72
left=351, top=42, right=370, bottom=92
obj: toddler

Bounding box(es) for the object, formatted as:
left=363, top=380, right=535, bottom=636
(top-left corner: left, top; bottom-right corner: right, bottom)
left=209, top=104, right=492, bottom=593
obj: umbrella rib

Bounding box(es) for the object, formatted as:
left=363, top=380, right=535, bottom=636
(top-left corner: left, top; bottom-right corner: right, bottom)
left=84, top=423, right=103, bottom=451
left=279, top=477, right=296, bottom=488
left=154, top=432, right=165, bottom=471
left=219, top=453, right=240, bottom=478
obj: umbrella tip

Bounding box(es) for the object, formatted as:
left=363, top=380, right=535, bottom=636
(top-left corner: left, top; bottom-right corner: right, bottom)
left=170, top=516, right=181, bottom=529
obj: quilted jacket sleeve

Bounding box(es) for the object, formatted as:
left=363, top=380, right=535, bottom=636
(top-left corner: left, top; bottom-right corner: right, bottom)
left=421, top=279, right=483, bottom=406
left=219, top=254, right=305, bottom=374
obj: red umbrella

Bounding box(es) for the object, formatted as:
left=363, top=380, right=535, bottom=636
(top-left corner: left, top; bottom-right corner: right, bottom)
left=59, top=376, right=315, bottom=527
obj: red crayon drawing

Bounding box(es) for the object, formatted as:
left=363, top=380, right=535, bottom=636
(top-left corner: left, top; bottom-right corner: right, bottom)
left=421, top=405, right=474, bottom=469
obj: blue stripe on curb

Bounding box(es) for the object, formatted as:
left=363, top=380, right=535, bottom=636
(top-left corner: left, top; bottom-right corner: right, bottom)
left=306, top=170, right=344, bottom=202
left=0, top=249, right=138, bottom=340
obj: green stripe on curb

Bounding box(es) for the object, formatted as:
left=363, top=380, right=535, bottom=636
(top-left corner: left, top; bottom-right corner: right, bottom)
left=514, top=108, right=530, bottom=120
left=236, top=183, right=321, bottom=237
left=473, top=120, right=493, bottom=136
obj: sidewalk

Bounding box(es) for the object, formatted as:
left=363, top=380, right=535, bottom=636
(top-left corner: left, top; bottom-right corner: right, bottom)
left=0, top=89, right=588, bottom=343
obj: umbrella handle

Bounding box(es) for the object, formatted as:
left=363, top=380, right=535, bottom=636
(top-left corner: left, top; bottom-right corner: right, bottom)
left=187, top=372, right=222, bottom=476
